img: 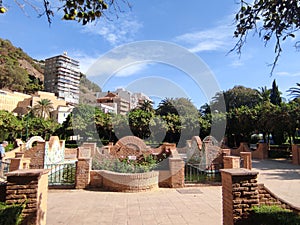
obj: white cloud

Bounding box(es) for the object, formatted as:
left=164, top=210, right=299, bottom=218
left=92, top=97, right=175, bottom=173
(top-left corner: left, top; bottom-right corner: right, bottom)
left=114, top=63, right=149, bottom=77
left=70, top=52, right=98, bottom=74
left=174, top=25, right=234, bottom=53
left=82, top=13, right=142, bottom=46
left=276, top=71, right=300, bottom=77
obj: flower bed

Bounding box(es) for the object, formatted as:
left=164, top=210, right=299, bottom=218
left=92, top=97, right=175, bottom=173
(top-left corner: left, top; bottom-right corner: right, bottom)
left=91, top=170, right=159, bottom=192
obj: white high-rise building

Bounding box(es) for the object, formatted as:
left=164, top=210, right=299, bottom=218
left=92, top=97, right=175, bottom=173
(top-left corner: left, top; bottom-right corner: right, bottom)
left=44, top=52, right=80, bottom=105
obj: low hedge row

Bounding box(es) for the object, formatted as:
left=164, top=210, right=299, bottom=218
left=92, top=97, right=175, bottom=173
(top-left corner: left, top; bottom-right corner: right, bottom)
left=237, top=205, right=300, bottom=225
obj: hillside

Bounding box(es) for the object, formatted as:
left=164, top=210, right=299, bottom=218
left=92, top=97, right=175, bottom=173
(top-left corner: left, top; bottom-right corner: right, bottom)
left=0, top=38, right=101, bottom=103
left=0, top=38, right=44, bottom=93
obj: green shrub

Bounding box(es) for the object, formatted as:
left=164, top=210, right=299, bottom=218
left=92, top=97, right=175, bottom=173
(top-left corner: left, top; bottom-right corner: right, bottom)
left=92, top=155, right=158, bottom=173
left=0, top=202, right=24, bottom=225
left=237, top=205, right=300, bottom=225
left=65, top=144, right=78, bottom=148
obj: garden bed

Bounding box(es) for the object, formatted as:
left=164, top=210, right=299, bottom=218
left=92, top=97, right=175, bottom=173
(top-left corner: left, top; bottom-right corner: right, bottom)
left=90, top=170, right=159, bottom=192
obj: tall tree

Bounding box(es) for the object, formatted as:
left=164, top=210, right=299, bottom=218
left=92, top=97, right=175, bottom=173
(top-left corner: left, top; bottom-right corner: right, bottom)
left=32, top=99, right=54, bottom=119
left=270, top=79, right=282, bottom=106
left=211, top=86, right=261, bottom=112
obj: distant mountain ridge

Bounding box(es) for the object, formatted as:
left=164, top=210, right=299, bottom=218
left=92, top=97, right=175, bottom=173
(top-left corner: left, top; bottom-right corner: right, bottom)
left=0, top=38, right=101, bottom=103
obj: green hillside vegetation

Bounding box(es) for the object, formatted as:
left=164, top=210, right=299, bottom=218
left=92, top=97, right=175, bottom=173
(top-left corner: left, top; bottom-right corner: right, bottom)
left=0, top=38, right=44, bottom=93
left=79, top=73, right=101, bottom=104
left=0, top=38, right=101, bottom=101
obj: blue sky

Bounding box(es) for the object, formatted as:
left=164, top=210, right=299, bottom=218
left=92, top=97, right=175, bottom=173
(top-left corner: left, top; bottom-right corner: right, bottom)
left=0, top=0, right=299, bottom=108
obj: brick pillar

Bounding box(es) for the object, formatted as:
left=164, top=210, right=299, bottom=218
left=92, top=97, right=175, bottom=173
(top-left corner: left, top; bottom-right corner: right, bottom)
left=223, top=156, right=240, bottom=169
left=240, top=152, right=252, bottom=170
left=75, top=147, right=92, bottom=189
left=292, top=145, right=300, bottom=165
left=6, top=169, right=49, bottom=225
left=169, top=158, right=185, bottom=188
left=222, top=149, right=231, bottom=156
left=9, top=152, right=31, bottom=171
left=221, top=168, right=259, bottom=225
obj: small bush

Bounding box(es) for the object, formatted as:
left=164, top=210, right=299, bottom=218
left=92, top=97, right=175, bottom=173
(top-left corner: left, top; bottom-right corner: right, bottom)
left=65, top=144, right=78, bottom=148
left=0, top=202, right=24, bottom=225
left=92, top=155, right=158, bottom=173
left=237, top=205, right=300, bottom=225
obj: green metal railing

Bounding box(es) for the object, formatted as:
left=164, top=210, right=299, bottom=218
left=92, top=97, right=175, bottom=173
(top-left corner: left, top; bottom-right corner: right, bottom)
left=184, top=163, right=221, bottom=183
left=45, top=162, right=76, bottom=187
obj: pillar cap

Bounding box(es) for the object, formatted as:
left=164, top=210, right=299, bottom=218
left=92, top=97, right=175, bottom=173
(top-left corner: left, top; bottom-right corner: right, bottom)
left=6, top=169, right=49, bottom=177
left=220, top=168, right=258, bottom=176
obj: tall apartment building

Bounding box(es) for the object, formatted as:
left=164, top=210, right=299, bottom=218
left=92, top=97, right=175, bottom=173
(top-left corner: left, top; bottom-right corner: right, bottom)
left=44, top=53, right=80, bottom=105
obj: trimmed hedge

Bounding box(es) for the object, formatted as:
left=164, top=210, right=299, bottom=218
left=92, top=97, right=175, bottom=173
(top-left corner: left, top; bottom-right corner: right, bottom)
left=0, top=202, right=24, bottom=225
left=237, top=205, right=300, bottom=225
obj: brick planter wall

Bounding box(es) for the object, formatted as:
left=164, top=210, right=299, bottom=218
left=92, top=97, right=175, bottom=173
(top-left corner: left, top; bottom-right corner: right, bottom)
left=258, top=184, right=300, bottom=214
left=221, top=168, right=259, bottom=225
left=5, top=169, right=49, bottom=225
left=98, top=170, right=159, bottom=192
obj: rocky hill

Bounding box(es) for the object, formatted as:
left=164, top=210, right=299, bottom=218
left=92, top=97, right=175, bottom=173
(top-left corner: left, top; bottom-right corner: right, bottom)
left=0, top=38, right=100, bottom=102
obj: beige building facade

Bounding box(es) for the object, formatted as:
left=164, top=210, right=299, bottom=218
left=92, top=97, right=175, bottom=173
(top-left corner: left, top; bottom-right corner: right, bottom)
left=0, top=90, right=72, bottom=123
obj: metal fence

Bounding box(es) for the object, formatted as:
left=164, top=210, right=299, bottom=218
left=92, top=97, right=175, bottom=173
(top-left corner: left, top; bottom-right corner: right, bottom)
left=184, top=163, right=221, bottom=183
left=45, top=162, right=76, bottom=187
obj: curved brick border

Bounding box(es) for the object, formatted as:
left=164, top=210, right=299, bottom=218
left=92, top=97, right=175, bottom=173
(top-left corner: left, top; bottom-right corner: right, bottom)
left=96, top=170, right=159, bottom=192
left=115, top=136, right=148, bottom=151
left=258, top=183, right=300, bottom=214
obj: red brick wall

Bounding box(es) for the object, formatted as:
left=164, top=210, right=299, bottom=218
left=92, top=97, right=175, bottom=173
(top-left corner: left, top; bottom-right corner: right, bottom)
left=5, top=169, right=49, bottom=225
left=24, top=142, right=45, bottom=169
left=292, top=145, right=300, bottom=165
left=258, top=184, right=300, bottom=214
left=221, top=168, right=259, bottom=225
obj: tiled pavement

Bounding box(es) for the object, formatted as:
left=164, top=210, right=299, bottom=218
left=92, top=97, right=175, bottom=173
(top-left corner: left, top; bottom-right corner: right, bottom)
left=46, top=186, right=222, bottom=225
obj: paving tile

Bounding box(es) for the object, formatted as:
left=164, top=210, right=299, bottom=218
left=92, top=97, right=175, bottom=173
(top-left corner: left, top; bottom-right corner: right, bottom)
left=47, top=187, right=222, bottom=225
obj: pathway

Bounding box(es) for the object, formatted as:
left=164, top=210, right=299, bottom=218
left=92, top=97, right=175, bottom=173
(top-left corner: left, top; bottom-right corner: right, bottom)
left=252, top=159, right=300, bottom=208
left=46, top=186, right=222, bottom=225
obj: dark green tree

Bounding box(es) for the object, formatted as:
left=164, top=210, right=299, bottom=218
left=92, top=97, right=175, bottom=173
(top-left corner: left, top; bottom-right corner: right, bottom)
left=211, top=86, right=261, bottom=112
left=0, top=110, right=23, bottom=141
left=270, top=79, right=282, bottom=106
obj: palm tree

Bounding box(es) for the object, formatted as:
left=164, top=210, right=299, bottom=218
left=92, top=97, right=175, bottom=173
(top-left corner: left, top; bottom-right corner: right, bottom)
left=257, top=86, right=271, bottom=102
left=287, top=83, right=300, bottom=100
left=32, top=99, right=54, bottom=119
left=138, top=100, right=154, bottom=113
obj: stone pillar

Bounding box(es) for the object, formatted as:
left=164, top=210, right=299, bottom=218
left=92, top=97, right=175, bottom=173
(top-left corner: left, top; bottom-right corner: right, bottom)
left=223, top=156, right=240, bottom=169
left=221, top=168, right=259, bottom=225
left=75, top=147, right=92, bottom=189
left=292, top=145, right=300, bottom=165
left=5, top=169, right=49, bottom=225
left=240, top=152, right=252, bottom=170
